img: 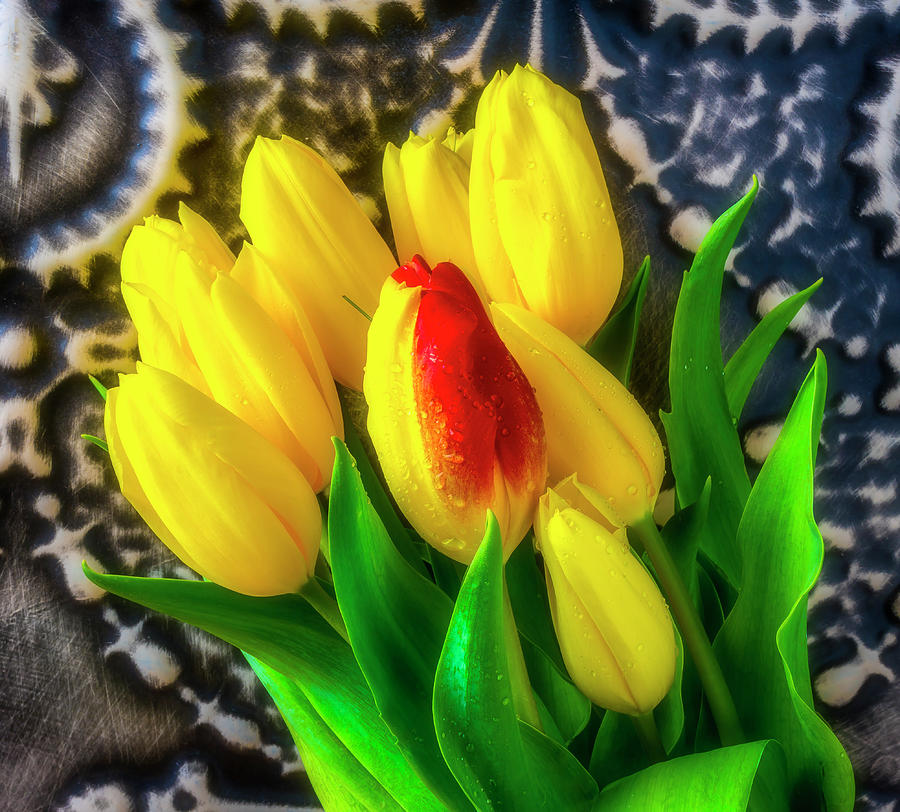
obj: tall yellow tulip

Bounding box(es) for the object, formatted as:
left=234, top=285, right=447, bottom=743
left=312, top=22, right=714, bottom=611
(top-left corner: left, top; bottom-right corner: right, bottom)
left=470, top=65, right=623, bottom=344
left=241, top=135, right=398, bottom=390
left=105, top=364, right=321, bottom=596
left=119, top=210, right=343, bottom=492
left=536, top=476, right=676, bottom=715
left=382, top=129, right=483, bottom=295
left=491, top=302, right=663, bottom=524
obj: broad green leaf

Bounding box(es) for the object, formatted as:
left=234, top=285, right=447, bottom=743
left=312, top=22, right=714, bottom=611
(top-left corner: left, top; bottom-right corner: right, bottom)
left=339, top=397, right=429, bottom=578
left=713, top=352, right=854, bottom=810
left=659, top=479, right=712, bottom=607
left=660, top=180, right=758, bottom=589
left=426, top=545, right=466, bottom=601
left=246, top=653, right=402, bottom=812
left=82, top=567, right=443, bottom=811
left=328, top=439, right=471, bottom=811
left=433, top=515, right=598, bottom=811
left=506, top=534, right=565, bottom=671
left=589, top=710, right=650, bottom=791
left=586, top=256, right=651, bottom=386
left=520, top=637, right=591, bottom=745
left=595, top=739, right=788, bottom=811
left=724, top=279, right=822, bottom=422
left=655, top=626, right=686, bottom=755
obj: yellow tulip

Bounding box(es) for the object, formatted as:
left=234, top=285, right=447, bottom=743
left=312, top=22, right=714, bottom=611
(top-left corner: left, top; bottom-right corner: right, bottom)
left=364, top=256, right=546, bottom=564
left=382, top=128, right=483, bottom=294
left=105, top=364, right=321, bottom=596
left=470, top=65, right=623, bottom=344
left=241, top=135, right=398, bottom=390
left=536, top=477, right=676, bottom=715
left=119, top=211, right=343, bottom=492
left=491, top=303, right=664, bottom=525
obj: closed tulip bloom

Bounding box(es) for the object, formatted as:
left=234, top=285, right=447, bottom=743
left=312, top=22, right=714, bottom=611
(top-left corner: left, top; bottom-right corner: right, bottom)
left=470, top=64, right=623, bottom=344
left=491, top=302, right=664, bottom=525
left=536, top=477, right=676, bottom=715
left=241, top=135, right=398, bottom=390
left=365, top=255, right=546, bottom=563
left=174, top=252, right=342, bottom=493
left=105, top=365, right=321, bottom=596
left=120, top=203, right=235, bottom=394
left=383, top=129, right=483, bottom=294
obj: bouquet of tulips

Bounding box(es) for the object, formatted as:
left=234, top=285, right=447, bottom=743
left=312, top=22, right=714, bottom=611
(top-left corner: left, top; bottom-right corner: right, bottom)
left=82, top=66, right=855, bottom=810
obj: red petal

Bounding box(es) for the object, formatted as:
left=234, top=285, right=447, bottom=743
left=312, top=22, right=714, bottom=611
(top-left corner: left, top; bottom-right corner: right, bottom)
left=412, top=262, right=545, bottom=507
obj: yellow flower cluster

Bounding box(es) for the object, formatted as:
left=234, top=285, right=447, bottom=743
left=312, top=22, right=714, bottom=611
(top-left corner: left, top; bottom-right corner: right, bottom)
left=106, top=64, right=675, bottom=714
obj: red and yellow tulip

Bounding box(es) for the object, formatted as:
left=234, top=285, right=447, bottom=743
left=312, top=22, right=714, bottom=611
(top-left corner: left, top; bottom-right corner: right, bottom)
left=364, top=256, right=547, bottom=563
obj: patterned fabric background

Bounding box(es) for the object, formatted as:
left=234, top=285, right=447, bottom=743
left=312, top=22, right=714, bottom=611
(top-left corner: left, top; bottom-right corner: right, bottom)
left=1, top=1, right=898, bottom=809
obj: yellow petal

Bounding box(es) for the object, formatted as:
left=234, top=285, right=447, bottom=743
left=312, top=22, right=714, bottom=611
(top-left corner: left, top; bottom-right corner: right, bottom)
left=211, top=272, right=340, bottom=491
left=470, top=70, right=524, bottom=308
left=105, top=386, right=205, bottom=575
left=177, top=202, right=236, bottom=272
left=492, top=303, right=664, bottom=523
left=444, top=127, right=474, bottom=165
left=230, top=242, right=343, bottom=435
left=120, top=282, right=209, bottom=395
left=120, top=221, right=184, bottom=304
left=240, top=135, right=397, bottom=389
left=383, top=141, right=423, bottom=264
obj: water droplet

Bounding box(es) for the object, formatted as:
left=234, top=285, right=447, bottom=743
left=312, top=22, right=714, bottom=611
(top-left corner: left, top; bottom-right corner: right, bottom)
left=501, top=697, right=511, bottom=706
left=500, top=427, right=510, bottom=437
left=541, top=211, right=552, bottom=222
left=627, top=484, right=638, bottom=496
left=637, top=643, right=645, bottom=652
left=526, top=160, right=536, bottom=169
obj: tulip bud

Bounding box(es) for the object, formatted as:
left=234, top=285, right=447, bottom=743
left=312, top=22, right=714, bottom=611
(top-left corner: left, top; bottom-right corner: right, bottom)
left=536, top=476, right=676, bottom=715
left=491, top=302, right=664, bottom=525
left=364, top=256, right=546, bottom=563
left=105, top=364, right=321, bottom=596
left=382, top=129, right=483, bottom=295
left=241, top=135, right=398, bottom=390
left=470, top=64, right=623, bottom=344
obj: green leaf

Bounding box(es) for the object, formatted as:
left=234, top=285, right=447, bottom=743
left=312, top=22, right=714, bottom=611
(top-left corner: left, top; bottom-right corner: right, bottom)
left=339, top=397, right=429, bottom=579
left=589, top=711, right=651, bottom=791
left=246, top=654, right=403, bottom=812
left=520, top=636, right=591, bottom=745
left=80, top=434, right=109, bottom=452
left=660, top=479, right=712, bottom=607
left=432, top=515, right=598, bottom=811
left=724, top=279, right=822, bottom=422
left=82, top=566, right=443, bottom=811
left=660, top=180, right=758, bottom=590
left=328, top=439, right=471, bottom=811
left=595, top=739, right=788, bottom=811
left=712, top=351, right=854, bottom=811
left=655, top=626, right=686, bottom=755
left=426, top=545, right=466, bottom=601
left=506, top=534, right=565, bottom=672
left=88, top=374, right=108, bottom=400
left=586, top=256, right=651, bottom=385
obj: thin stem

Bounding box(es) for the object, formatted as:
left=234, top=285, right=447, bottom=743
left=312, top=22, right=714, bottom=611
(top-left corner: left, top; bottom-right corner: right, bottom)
left=302, top=577, right=350, bottom=644
left=631, top=513, right=744, bottom=747
left=631, top=712, right=666, bottom=763
left=502, top=575, right=544, bottom=732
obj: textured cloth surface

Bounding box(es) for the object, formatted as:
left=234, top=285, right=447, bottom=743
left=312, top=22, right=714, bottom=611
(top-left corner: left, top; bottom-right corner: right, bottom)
left=1, top=1, right=898, bottom=809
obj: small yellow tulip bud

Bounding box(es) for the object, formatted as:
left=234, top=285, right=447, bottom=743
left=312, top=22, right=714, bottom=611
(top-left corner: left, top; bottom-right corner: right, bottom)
left=470, top=65, right=623, bottom=344
left=382, top=128, right=483, bottom=294
left=241, top=135, right=398, bottom=390
left=491, top=303, right=664, bottom=525
left=536, top=477, right=676, bottom=715
left=105, top=365, right=321, bottom=596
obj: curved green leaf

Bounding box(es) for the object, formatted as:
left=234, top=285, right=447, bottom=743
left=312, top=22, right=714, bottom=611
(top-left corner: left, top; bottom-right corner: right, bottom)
left=713, top=352, right=854, bottom=810
left=586, top=255, right=651, bottom=385
left=595, top=740, right=788, bottom=811
left=433, top=515, right=598, bottom=811
left=82, top=567, right=442, bottom=811
left=724, top=279, right=822, bottom=422
left=247, top=654, right=401, bottom=812
left=660, top=179, right=758, bottom=590
left=329, top=439, right=471, bottom=811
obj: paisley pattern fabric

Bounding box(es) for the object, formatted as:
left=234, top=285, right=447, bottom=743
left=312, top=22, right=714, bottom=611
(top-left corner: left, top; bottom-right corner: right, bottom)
left=1, top=1, right=897, bottom=808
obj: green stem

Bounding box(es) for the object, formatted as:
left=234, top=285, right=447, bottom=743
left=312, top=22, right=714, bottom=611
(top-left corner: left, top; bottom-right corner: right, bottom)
left=631, top=513, right=744, bottom=747
left=502, top=576, right=544, bottom=732
left=631, top=712, right=666, bottom=763
left=302, top=577, right=350, bottom=644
